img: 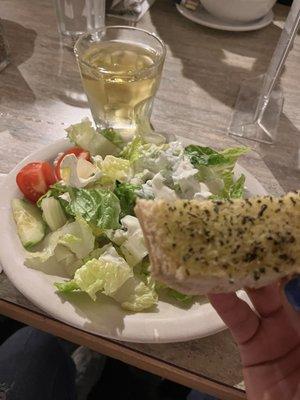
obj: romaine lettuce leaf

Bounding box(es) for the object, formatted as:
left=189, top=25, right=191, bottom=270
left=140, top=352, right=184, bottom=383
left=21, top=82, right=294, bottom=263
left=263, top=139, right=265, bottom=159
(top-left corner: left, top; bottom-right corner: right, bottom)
left=119, top=132, right=166, bottom=163
left=55, top=245, right=133, bottom=301
left=55, top=280, right=80, bottom=293
left=166, top=288, right=195, bottom=305
left=211, top=172, right=246, bottom=200
left=101, top=156, right=131, bottom=183
left=112, top=276, right=158, bottom=312
left=120, top=136, right=144, bottom=163
left=114, top=182, right=141, bottom=218
left=120, top=138, right=171, bottom=175
left=56, top=247, right=157, bottom=311
left=184, top=145, right=249, bottom=173
left=100, top=128, right=124, bottom=148
left=184, top=145, right=249, bottom=198
left=67, top=188, right=120, bottom=231
left=66, top=119, right=119, bottom=156
left=155, top=281, right=195, bottom=305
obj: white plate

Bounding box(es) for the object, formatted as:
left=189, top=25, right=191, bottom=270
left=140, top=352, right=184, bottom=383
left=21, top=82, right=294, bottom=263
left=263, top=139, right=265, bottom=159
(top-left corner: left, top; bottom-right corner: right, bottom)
left=176, top=4, right=273, bottom=32
left=0, top=138, right=267, bottom=343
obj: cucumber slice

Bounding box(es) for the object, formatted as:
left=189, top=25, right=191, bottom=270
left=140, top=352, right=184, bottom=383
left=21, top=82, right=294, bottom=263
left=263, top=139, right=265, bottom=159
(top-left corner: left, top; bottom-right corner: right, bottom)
left=12, top=198, right=46, bottom=249
left=40, top=197, right=67, bottom=231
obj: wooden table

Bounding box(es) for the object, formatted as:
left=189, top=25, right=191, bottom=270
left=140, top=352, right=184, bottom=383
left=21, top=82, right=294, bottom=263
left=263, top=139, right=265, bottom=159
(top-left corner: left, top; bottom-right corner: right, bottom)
left=0, top=1, right=299, bottom=399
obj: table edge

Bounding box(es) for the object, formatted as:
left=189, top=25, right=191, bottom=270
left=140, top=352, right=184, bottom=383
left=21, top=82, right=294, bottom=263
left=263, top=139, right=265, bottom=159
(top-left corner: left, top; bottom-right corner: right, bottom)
left=0, top=299, right=246, bottom=400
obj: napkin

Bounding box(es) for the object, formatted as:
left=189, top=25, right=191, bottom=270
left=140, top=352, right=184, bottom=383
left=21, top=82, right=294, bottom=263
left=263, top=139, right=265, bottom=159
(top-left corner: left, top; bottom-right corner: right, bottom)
left=107, top=0, right=156, bottom=21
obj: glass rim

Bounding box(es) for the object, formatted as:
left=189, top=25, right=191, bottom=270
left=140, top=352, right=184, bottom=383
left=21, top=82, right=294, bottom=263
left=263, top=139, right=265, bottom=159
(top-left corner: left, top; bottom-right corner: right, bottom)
left=74, top=25, right=167, bottom=77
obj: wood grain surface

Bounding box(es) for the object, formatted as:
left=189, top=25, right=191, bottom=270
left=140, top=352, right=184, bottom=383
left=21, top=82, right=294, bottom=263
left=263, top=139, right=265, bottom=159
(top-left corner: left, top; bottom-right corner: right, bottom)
left=0, top=0, right=299, bottom=397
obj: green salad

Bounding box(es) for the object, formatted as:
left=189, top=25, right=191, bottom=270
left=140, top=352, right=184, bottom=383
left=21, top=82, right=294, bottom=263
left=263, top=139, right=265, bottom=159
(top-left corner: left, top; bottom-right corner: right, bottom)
left=12, top=119, right=249, bottom=312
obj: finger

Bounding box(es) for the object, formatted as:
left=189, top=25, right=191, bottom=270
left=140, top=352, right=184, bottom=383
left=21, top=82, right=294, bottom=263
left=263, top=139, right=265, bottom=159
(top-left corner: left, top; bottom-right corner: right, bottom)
left=208, top=292, right=260, bottom=345
left=246, top=282, right=282, bottom=318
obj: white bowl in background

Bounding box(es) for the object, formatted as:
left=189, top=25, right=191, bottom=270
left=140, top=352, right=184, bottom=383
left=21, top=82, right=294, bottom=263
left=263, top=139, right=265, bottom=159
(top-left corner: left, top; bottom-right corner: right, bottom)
left=200, top=0, right=277, bottom=23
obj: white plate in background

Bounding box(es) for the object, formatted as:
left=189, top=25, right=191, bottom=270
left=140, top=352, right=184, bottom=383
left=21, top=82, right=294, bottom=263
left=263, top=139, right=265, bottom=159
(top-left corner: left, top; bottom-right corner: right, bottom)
left=176, top=3, right=273, bottom=32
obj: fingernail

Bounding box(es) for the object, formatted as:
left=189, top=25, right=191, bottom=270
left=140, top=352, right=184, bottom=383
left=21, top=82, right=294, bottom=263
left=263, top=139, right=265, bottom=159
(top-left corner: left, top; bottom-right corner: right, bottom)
left=285, top=276, right=300, bottom=311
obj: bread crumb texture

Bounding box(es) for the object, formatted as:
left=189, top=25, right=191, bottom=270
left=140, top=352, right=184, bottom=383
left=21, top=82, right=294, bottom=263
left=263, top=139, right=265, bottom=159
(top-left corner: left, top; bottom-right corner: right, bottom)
left=140, top=192, right=300, bottom=282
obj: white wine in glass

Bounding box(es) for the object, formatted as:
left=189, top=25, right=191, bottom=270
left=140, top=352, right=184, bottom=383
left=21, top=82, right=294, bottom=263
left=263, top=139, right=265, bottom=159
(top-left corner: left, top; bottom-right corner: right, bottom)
left=75, top=26, right=166, bottom=142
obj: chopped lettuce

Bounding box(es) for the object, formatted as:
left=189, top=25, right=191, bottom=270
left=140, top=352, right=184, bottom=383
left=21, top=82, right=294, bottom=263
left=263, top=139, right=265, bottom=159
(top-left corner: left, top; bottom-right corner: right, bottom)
left=121, top=139, right=171, bottom=175
left=211, top=172, right=246, bottom=200
left=133, top=143, right=170, bottom=174
left=55, top=280, right=80, bottom=293
left=66, top=119, right=119, bottom=156
left=184, top=145, right=249, bottom=198
left=25, top=216, right=95, bottom=268
left=55, top=245, right=133, bottom=301
left=155, top=281, right=195, bottom=305
left=55, top=245, right=77, bottom=266
left=114, top=182, right=141, bottom=218
left=226, top=174, right=246, bottom=199
left=184, top=145, right=249, bottom=172
left=166, top=288, right=195, bottom=305
left=134, top=258, right=151, bottom=280
left=112, top=276, right=158, bottom=312
left=41, top=187, right=121, bottom=232
left=56, top=255, right=157, bottom=311
left=100, top=156, right=131, bottom=183
left=120, top=132, right=166, bottom=163
left=120, top=136, right=144, bottom=163
left=67, top=188, right=120, bottom=231
left=100, top=128, right=124, bottom=148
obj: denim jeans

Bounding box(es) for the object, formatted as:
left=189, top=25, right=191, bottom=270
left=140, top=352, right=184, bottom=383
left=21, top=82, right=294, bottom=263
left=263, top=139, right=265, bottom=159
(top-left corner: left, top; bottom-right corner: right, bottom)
left=0, top=327, right=76, bottom=400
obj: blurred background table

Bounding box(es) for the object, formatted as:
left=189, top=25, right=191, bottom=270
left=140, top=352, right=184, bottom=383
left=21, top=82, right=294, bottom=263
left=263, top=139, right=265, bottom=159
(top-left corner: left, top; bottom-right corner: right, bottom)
left=0, top=0, right=299, bottom=399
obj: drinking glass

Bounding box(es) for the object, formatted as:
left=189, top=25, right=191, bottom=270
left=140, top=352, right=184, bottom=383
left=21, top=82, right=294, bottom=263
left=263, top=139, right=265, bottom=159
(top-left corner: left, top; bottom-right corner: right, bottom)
left=74, top=26, right=166, bottom=141
left=53, top=0, right=105, bottom=38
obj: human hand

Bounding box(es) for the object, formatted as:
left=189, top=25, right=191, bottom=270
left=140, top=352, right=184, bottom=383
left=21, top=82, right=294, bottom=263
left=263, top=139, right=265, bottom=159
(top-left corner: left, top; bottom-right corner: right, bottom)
left=208, top=278, right=300, bottom=400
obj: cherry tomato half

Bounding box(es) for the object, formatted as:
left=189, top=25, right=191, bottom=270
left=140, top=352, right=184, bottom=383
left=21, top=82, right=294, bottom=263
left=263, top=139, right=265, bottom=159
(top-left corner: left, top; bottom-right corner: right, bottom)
left=16, top=162, right=57, bottom=203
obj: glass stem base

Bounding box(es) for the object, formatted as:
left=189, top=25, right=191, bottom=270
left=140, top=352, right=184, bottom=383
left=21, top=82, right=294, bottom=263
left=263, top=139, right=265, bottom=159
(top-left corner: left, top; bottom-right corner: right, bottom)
left=229, top=75, right=284, bottom=144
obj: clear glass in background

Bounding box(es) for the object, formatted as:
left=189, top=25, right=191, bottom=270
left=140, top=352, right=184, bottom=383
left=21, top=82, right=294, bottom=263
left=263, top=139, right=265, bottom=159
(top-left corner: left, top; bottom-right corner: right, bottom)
left=229, top=0, right=300, bottom=144
left=53, top=0, right=105, bottom=38
left=74, top=26, right=166, bottom=141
